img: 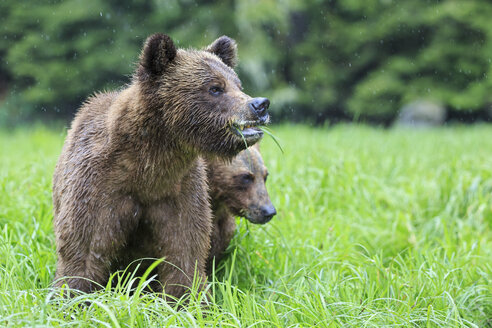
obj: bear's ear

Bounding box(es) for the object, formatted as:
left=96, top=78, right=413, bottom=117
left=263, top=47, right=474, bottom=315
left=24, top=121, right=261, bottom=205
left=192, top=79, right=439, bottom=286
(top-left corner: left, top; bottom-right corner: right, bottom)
left=138, top=33, right=176, bottom=78
left=206, top=36, right=238, bottom=68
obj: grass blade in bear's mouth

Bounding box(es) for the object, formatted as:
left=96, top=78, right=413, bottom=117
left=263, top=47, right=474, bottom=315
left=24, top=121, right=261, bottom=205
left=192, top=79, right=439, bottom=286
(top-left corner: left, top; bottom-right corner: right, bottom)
left=232, top=125, right=263, bottom=139
left=232, top=126, right=263, bottom=149
left=230, top=119, right=265, bottom=148
left=241, top=127, right=263, bottom=137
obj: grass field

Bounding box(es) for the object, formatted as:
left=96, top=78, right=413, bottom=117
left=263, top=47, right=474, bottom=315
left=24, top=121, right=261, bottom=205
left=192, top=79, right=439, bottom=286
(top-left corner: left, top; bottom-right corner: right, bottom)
left=0, top=124, right=491, bottom=327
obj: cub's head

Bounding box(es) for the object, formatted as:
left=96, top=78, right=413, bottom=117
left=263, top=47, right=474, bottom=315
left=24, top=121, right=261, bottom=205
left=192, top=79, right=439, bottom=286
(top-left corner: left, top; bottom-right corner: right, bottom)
left=209, top=144, right=276, bottom=224
left=136, top=33, right=270, bottom=157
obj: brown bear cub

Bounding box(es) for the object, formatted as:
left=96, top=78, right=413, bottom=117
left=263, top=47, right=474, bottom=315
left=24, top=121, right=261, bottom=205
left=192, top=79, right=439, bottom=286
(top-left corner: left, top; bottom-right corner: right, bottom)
left=52, top=33, right=270, bottom=299
left=206, top=143, right=276, bottom=274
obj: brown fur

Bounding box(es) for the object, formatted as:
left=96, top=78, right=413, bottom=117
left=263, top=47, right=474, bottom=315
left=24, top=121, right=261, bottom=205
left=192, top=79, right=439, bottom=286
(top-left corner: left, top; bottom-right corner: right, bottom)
left=205, top=144, right=276, bottom=274
left=52, top=33, right=269, bottom=299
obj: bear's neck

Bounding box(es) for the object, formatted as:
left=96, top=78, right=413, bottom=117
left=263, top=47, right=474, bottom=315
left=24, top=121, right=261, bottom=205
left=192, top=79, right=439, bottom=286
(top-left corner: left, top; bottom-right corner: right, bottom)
left=210, top=200, right=232, bottom=224
left=108, top=84, right=199, bottom=200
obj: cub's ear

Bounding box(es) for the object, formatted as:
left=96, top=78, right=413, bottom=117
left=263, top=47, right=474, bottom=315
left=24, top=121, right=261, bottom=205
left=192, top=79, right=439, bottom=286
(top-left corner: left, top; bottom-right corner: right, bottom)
left=206, top=36, right=238, bottom=68
left=138, top=33, right=176, bottom=78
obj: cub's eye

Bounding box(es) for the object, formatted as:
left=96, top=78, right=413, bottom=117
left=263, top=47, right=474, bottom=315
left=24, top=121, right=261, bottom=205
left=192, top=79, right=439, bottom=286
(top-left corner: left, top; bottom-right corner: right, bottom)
left=239, top=173, right=254, bottom=185
left=209, top=86, right=224, bottom=96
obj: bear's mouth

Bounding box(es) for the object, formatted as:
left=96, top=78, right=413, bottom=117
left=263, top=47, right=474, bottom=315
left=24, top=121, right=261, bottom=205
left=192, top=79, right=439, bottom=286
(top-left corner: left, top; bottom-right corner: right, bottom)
left=230, top=120, right=264, bottom=142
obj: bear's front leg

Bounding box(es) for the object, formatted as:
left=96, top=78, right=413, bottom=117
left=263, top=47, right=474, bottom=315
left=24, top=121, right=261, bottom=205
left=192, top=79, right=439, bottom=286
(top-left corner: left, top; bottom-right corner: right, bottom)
left=146, top=197, right=212, bottom=300
left=54, top=193, right=141, bottom=293
left=206, top=208, right=236, bottom=275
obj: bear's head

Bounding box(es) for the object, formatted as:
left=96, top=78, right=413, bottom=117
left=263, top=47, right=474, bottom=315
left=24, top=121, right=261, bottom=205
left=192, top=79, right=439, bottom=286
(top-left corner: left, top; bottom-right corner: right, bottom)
left=209, top=143, right=276, bottom=224
left=136, top=33, right=270, bottom=157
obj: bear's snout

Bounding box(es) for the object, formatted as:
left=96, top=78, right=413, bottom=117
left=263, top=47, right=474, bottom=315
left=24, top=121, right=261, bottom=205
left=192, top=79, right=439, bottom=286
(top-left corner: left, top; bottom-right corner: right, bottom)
left=248, top=97, right=270, bottom=123
left=245, top=202, right=276, bottom=224
left=259, top=203, right=276, bottom=224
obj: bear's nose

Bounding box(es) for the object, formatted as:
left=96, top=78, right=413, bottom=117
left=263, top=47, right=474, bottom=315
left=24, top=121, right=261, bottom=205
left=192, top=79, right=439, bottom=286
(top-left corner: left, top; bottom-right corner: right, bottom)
left=259, top=204, right=276, bottom=223
left=249, top=97, right=270, bottom=120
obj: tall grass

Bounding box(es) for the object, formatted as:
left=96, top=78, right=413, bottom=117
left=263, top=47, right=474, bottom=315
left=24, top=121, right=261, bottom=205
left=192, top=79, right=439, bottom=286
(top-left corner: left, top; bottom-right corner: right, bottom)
left=0, top=124, right=490, bottom=327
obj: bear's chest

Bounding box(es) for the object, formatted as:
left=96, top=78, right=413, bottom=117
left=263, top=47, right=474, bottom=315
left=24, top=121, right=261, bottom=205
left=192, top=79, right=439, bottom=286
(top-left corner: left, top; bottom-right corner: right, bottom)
left=132, top=156, right=207, bottom=205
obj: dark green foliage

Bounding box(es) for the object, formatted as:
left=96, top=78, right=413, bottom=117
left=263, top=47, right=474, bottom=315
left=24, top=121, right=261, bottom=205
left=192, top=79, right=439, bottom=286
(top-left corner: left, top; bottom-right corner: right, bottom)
left=1, top=0, right=492, bottom=123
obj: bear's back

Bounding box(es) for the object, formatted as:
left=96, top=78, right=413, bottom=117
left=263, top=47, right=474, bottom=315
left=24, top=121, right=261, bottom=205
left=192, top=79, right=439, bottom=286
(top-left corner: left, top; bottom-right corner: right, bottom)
left=53, top=91, right=119, bottom=211
left=69, top=91, right=119, bottom=146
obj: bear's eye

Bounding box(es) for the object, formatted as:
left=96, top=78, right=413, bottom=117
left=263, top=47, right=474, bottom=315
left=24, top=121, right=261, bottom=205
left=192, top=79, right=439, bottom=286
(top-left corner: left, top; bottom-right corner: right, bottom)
left=239, top=173, right=254, bottom=185
left=209, top=86, right=224, bottom=96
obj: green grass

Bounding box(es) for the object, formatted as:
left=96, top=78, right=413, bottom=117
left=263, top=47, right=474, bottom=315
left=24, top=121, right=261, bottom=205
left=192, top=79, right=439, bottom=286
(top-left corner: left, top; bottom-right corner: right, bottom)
left=0, top=124, right=491, bottom=327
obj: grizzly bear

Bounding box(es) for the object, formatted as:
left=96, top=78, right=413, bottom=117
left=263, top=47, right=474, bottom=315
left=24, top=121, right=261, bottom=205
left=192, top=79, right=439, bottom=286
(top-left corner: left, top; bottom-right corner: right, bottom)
left=206, top=143, right=276, bottom=274
left=52, top=33, right=270, bottom=299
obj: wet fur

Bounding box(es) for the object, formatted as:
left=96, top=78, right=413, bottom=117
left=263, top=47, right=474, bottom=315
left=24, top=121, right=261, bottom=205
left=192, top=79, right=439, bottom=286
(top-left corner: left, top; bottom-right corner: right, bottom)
left=52, top=34, right=263, bottom=298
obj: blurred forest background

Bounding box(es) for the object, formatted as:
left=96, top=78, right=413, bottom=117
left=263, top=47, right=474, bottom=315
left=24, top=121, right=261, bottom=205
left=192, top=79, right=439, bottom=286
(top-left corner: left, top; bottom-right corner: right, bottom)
left=1, top=0, right=492, bottom=126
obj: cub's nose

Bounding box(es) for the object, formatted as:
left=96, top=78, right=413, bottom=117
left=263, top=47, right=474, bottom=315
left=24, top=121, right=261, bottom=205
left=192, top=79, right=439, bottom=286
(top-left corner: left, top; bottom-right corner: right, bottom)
left=249, top=97, right=270, bottom=121
left=259, top=204, right=276, bottom=223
